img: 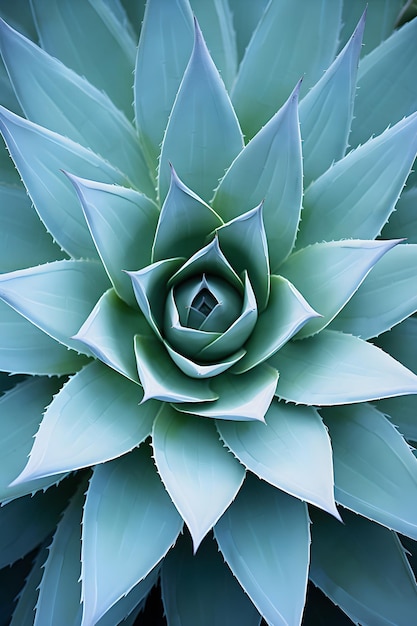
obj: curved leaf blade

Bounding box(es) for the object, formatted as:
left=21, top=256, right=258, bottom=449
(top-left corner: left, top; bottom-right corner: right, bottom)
left=382, top=186, right=417, bottom=243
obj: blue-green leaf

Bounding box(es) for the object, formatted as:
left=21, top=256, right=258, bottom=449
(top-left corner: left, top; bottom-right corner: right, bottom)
left=382, top=186, right=417, bottom=243
left=153, top=404, right=244, bottom=550
left=270, top=330, right=417, bottom=405
left=217, top=401, right=339, bottom=518
left=297, top=112, right=417, bottom=248
left=162, top=532, right=261, bottom=626
left=215, top=475, right=310, bottom=626
left=81, top=445, right=183, bottom=626
left=67, top=175, right=158, bottom=306
left=322, top=403, right=417, bottom=539
left=31, top=0, right=136, bottom=118
left=227, top=0, right=268, bottom=62
left=164, top=340, right=245, bottom=379
left=330, top=244, right=417, bottom=339
left=231, top=0, right=342, bottom=139
left=10, top=543, right=48, bottom=626
left=0, top=259, right=110, bottom=355
left=0, top=107, right=129, bottom=258
left=159, top=19, right=243, bottom=203
left=279, top=239, right=399, bottom=338
left=212, top=83, right=302, bottom=271
left=310, top=508, right=417, bottom=626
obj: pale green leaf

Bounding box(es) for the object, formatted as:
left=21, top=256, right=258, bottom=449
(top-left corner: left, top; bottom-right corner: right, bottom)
left=67, top=175, right=159, bottom=306
left=299, top=12, right=365, bottom=186
left=215, top=475, right=310, bottom=626
left=227, top=0, right=268, bottom=62
left=164, top=341, right=245, bottom=379
left=31, top=0, right=136, bottom=118
left=0, top=259, right=110, bottom=355
left=162, top=533, right=262, bottom=626
left=134, top=334, right=218, bottom=403
left=279, top=239, right=399, bottom=338
left=217, top=400, right=339, bottom=518
left=270, top=330, right=417, bottom=405
left=0, top=19, right=154, bottom=197
left=153, top=404, right=244, bottom=550
left=322, top=403, right=417, bottom=539
left=81, top=445, right=183, bottom=626
left=0, top=106, right=129, bottom=258
left=12, top=361, right=157, bottom=484
left=310, top=508, right=417, bottom=626
left=0, top=184, right=65, bottom=273
left=175, top=363, right=278, bottom=422
left=10, top=543, right=48, bottom=626
left=159, top=19, right=243, bottom=204
left=0, top=300, right=88, bottom=375
left=134, top=0, right=194, bottom=169
left=212, top=83, right=302, bottom=271
left=0, top=134, right=21, bottom=185
left=231, top=0, right=342, bottom=139
left=330, top=244, right=417, bottom=339
left=382, top=186, right=417, bottom=242
left=297, top=112, right=417, bottom=248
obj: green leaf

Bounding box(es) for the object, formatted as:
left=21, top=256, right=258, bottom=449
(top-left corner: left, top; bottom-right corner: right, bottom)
left=212, top=83, right=302, bottom=271
left=227, top=0, right=268, bottom=62
left=74, top=288, right=144, bottom=383
left=0, top=377, right=67, bottom=502
left=0, top=300, right=88, bottom=375
left=153, top=405, right=244, bottom=550
left=350, top=17, right=417, bottom=147
left=299, top=12, right=365, bottom=186
left=0, top=19, right=154, bottom=198
left=231, top=0, right=342, bottom=139
left=152, top=167, right=222, bottom=264
left=159, top=18, right=243, bottom=203
left=13, top=361, right=157, bottom=484
left=164, top=340, right=245, bottom=379
left=81, top=445, right=183, bottom=626
left=10, top=543, right=48, bottom=626
left=279, top=239, right=399, bottom=338
left=0, top=184, right=65, bottom=273
left=31, top=0, right=136, bottom=119
left=134, top=0, right=194, bottom=169
left=217, top=401, right=339, bottom=518
left=67, top=175, right=159, bottom=306
left=310, top=508, right=417, bottom=626
left=0, top=259, right=110, bottom=355
left=0, top=106, right=129, bottom=258
left=297, top=112, right=417, bottom=248
left=270, top=330, right=417, bottom=405
left=134, top=334, right=218, bottom=403
left=175, top=363, right=278, bottom=422
left=382, top=186, right=417, bottom=242
left=232, top=275, right=318, bottom=374
left=214, top=475, right=310, bottom=626
left=330, top=244, right=417, bottom=339
left=162, top=532, right=262, bottom=626
left=322, top=403, right=417, bottom=539
left=0, top=0, right=37, bottom=44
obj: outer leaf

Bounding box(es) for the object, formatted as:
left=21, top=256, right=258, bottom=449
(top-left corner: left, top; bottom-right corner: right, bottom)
left=67, top=175, right=159, bottom=306
left=0, top=107, right=129, bottom=258
left=134, top=0, right=194, bottom=169
left=212, top=83, right=302, bottom=271
left=158, top=19, right=243, bottom=203
left=0, top=259, right=110, bottom=355
left=310, top=508, right=417, bottom=626
left=217, top=401, right=339, bottom=518
left=0, top=19, right=154, bottom=197
left=227, top=0, right=268, bottom=62
left=153, top=404, right=244, bottom=550
left=297, top=112, right=417, bottom=248
left=175, top=363, right=278, bottom=422
left=330, top=244, right=417, bottom=339
left=382, top=186, right=417, bottom=243
left=322, top=403, right=417, bottom=540
left=299, top=12, right=365, bottom=186
left=10, top=543, right=48, bottom=626
left=81, top=445, right=183, bottom=626
left=270, top=330, right=417, bottom=405
left=215, top=475, right=310, bottom=626
left=231, top=0, right=342, bottom=139
left=31, top=0, right=136, bottom=118
left=279, top=239, right=399, bottom=338
left=162, top=532, right=261, bottom=626
left=12, top=361, right=157, bottom=484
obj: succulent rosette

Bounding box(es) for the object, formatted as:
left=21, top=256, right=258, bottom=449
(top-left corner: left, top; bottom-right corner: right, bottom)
left=1, top=1, right=417, bottom=625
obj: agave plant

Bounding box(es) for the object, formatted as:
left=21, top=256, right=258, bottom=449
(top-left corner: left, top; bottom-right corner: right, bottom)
left=1, top=0, right=417, bottom=624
